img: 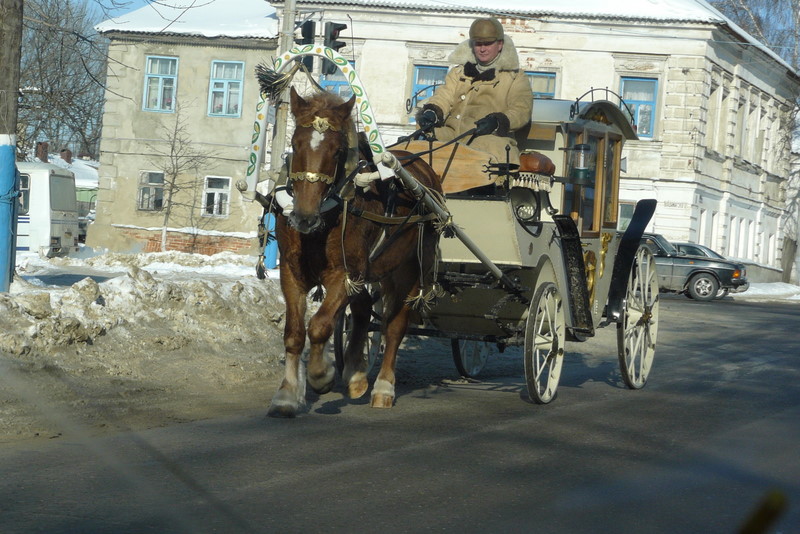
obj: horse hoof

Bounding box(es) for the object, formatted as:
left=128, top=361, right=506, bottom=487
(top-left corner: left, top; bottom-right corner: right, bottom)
left=370, top=393, right=394, bottom=409
left=267, top=403, right=297, bottom=418
left=267, top=389, right=300, bottom=418
left=308, top=380, right=334, bottom=395
left=347, top=372, right=369, bottom=399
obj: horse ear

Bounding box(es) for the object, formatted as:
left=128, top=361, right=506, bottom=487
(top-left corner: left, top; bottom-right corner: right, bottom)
left=333, top=94, right=357, bottom=122
left=289, top=86, right=307, bottom=115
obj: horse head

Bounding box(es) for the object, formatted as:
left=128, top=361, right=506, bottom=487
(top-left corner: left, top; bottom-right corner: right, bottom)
left=287, top=87, right=357, bottom=234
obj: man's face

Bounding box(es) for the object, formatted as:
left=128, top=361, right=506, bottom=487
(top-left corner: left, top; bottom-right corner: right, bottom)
left=472, top=39, right=504, bottom=65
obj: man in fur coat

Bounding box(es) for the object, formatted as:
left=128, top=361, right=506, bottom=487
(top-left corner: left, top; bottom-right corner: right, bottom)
left=416, top=17, right=532, bottom=167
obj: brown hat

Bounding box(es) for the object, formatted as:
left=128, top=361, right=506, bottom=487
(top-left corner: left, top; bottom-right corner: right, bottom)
left=469, top=18, right=504, bottom=42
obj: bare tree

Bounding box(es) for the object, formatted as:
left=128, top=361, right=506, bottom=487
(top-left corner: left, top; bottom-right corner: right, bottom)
left=146, top=102, right=216, bottom=252
left=710, top=0, right=799, bottom=69
left=18, top=0, right=107, bottom=159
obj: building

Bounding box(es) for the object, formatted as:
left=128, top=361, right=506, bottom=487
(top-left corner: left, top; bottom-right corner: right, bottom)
left=91, top=0, right=799, bottom=281
left=89, top=0, right=278, bottom=254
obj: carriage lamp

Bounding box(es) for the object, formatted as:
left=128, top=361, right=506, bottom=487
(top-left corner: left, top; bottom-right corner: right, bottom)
left=566, top=143, right=595, bottom=186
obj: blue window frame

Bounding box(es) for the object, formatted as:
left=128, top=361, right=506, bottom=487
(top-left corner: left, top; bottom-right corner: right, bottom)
left=143, top=56, right=178, bottom=112
left=620, top=77, right=657, bottom=138
left=208, top=61, right=244, bottom=117
left=409, top=65, right=447, bottom=123
left=526, top=71, right=556, bottom=99
left=320, top=61, right=355, bottom=99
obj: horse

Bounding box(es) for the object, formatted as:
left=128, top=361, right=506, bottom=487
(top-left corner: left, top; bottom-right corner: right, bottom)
left=267, top=87, right=443, bottom=418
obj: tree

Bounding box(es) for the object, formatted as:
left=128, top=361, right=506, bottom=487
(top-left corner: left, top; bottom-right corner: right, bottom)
left=18, top=0, right=107, bottom=159
left=710, top=0, right=799, bottom=70
left=146, top=102, right=216, bottom=252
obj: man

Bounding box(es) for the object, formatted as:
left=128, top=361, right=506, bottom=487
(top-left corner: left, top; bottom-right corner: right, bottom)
left=416, top=17, right=532, bottom=168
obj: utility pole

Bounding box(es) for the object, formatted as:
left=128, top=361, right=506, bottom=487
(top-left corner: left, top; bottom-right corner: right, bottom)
left=270, top=0, right=297, bottom=172
left=0, top=0, right=23, bottom=292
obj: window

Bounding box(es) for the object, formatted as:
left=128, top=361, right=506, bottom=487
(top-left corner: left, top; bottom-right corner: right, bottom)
left=409, top=65, right=447, bottom=122
left=18, top=173, right=30, bottom=215
left=203, top=176, right=230, bottom=217
left=526, top=71, right=556, bottom=99
left=320, top=61, right=355, bottom=99
left=144, top=56, right=178, bottom=112
left=208, top=61, right=244, bottom=117
left=620, top=77, right=657, bottom=138
left=138, top=171, right=164, bottom=211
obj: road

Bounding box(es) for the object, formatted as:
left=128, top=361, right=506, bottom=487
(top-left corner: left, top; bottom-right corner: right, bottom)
left=1, top=296, right=798, bottom=533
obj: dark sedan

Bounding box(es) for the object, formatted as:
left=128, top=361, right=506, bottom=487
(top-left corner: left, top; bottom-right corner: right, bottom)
left=672, top=241, right=750, bottom=297
left=641, top=233, right=748, bottom=301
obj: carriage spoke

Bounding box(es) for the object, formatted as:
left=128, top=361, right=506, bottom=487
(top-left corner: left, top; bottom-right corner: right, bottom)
left=617, top=246, right=659, bottom=389
left=525, top=281, right=565, bottom=404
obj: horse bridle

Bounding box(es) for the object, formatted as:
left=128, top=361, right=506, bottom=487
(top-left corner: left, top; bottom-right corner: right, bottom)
left=285, top=115, right=362, bottom=214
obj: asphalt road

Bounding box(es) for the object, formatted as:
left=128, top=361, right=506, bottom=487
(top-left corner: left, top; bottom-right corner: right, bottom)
left=1, top=296, right=798, bottom=533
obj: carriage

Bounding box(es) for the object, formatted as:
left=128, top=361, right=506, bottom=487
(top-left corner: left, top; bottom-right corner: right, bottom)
left=241, top=46, right=659, bottom=414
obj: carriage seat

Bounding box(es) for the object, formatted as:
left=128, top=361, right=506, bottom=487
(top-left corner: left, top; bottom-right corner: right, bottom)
left=511, top=151, right=555, bottom=192
left=518, top=151, right=555, bottom=176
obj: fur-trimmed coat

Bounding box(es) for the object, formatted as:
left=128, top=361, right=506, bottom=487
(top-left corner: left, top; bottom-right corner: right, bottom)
left=423, top=37, right=532, bottom=164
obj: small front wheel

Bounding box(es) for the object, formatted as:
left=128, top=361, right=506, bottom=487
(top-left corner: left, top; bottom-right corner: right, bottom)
left=617, top=246, right=659, bottom=389
left=687, top=272, right=719, bottom=301
left=524, top=281, right=565, bottom=404
left=451, top=339, right=491, bottom=378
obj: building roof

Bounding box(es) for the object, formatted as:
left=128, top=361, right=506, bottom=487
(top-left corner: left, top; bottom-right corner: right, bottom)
left=94, top=0, right=795, bottom=75
left=95, top=0, right=278, bottom=39
left=286, top=0, right=724, bottom=23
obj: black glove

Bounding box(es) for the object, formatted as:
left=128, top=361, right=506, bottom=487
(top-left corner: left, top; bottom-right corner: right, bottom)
left=417, top=108, right=438, bottom=131
left=474, top=114, right=500, bottom=136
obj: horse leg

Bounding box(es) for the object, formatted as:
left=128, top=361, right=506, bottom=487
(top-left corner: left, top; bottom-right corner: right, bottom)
left=306, top=281, right=348, bottom=394
left=267, top=278, right=308, bottom=418
left=341, top=289, right=372, bottom=399
left=370, top=286, right=414, bottom=409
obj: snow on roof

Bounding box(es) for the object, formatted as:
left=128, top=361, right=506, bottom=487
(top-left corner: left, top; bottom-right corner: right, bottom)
left=47, top=155, right=100, bottom=190
left=271, top=0, right=724, bottom=23
left=95, top=0, right=278, bottom=39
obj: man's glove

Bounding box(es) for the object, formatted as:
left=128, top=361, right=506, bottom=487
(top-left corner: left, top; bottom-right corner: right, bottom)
left=474, top=114, right=500, bottom=136
left=417, top=108, right=438, bottom=131
left=474, top=113, right=510, bottom=137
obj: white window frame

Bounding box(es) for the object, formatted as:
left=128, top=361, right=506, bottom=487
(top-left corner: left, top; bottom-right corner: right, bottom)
left=202, top=176, right=231, bottom=217
left=143, top=56, right=178, bottom=113
left=138, top=171, right=165, bottom=211
left=208, top=60, right=244, bottom=118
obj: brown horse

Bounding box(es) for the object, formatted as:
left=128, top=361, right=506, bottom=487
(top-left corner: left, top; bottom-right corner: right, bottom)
left=267, top=87, right=443, bottom=418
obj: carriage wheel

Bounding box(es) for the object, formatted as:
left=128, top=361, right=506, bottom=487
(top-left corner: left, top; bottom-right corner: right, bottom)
left=333, top=294, right=383, bottom=376
left=451, top=339, right=491, bottom=378
left=524, top=281, right=565, bottom=404
left=617, top=246, right=660, bottom=389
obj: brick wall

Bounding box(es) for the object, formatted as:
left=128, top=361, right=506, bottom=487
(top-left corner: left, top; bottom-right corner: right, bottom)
left=118, top=228, right=258, bottom=256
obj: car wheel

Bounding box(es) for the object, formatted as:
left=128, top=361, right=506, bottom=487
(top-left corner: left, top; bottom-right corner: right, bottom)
left=687, top=273, right=719, bottom=301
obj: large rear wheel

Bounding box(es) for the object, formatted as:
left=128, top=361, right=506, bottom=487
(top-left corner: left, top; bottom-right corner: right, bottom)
left=451, top=339, right=491, bottom=378
left=524, top=281, right=565, bottom=404
left=617, top=246, right=659, bottom=389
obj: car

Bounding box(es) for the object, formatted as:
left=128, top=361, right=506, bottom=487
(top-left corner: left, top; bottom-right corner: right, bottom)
left=672, top=242, right=750, bottom=298
left=640, top=233, right=748, bottom=301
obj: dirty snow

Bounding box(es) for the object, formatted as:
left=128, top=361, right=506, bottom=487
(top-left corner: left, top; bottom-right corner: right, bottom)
left=1, top=248, right=286, bottom=442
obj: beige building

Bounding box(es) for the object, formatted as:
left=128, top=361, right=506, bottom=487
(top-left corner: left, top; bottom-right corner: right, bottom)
left=90, top=0, right=799, bottom=282
left=89, top=1, right=277, bottom=254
